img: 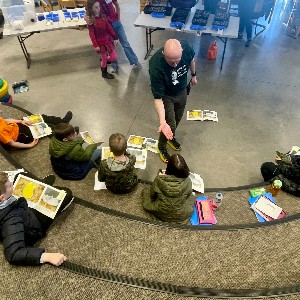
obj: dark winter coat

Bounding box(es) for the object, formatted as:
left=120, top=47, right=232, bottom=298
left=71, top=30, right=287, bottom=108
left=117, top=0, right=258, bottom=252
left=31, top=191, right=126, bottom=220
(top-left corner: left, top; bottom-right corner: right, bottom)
left=0, top=197, right=44, bottom=265
left=98, top=154, right=138, bottom=194
left=142, top=174, right=194, bottom=224
left=49, top=137, right=97, bottom=180
left=273, top=156, right=300, bottom=196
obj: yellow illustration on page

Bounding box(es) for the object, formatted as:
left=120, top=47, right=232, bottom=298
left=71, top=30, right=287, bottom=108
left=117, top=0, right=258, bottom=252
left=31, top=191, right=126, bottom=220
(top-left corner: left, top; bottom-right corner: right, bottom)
left=14, top=177, right=44, bottom=203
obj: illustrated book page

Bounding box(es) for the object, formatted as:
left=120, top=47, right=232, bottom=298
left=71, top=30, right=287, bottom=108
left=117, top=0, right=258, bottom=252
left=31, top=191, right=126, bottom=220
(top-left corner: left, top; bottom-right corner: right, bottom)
left=187, top=110, right=218, bottom=122
left=101, top=147, right=114, bottom=160
left=144, top=137, right=158, bottom=153
left=127, top=135, right=147, bottom=149
left=94, top=171, right=107, bottom=190
left=23, top=114, right=52, bottom=138
left=127, top=147, right=148, bottom=169
left=189, top=172, right=204, bottom=193
left=13, top=174, right=66, bottom=219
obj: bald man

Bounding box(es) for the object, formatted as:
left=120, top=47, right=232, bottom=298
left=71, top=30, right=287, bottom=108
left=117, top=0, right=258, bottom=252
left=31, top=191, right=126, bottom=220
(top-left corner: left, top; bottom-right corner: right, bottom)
left=149, top=39, right=197, bottom=163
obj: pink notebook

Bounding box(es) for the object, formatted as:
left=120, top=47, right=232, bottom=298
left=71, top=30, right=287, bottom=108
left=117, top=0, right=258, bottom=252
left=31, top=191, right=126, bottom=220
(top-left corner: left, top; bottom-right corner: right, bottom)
left=195, top=200, right=217, bottom=225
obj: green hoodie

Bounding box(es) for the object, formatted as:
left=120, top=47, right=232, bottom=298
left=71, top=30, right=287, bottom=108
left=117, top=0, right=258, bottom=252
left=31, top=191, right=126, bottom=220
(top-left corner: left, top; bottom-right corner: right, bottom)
left=49, top=137, right=97, bottom=161
left=142, top=174, right=194, bottom=224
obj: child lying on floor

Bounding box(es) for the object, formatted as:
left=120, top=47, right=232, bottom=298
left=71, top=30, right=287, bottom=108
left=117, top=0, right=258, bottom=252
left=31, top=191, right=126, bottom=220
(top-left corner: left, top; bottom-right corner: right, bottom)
left=0, top=111, right=72, bottom=150
left=0, top=172, right=73, bottom=266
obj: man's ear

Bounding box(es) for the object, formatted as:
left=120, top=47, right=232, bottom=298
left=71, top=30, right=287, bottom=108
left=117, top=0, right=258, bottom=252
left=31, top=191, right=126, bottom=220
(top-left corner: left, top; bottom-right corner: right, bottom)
left=0, top=194, right=5, bottom=201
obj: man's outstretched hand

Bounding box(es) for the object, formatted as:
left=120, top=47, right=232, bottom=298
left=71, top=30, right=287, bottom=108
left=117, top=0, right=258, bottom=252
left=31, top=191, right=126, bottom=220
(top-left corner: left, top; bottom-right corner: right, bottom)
left=158, top=122, right=173, bottom=140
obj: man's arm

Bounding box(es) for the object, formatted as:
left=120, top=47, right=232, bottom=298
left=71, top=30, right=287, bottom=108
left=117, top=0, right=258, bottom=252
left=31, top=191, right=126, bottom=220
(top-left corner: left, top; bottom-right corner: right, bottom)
left=7, top=139, right=39, bottom=149
left=154, top=99, right=173, bottom=140
left=189, top=58, right=197, bottom=86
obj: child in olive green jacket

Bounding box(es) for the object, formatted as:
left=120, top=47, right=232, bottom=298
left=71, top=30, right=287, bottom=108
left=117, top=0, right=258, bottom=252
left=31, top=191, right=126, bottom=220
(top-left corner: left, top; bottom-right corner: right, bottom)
left=49, top=123, right=101, bottom=180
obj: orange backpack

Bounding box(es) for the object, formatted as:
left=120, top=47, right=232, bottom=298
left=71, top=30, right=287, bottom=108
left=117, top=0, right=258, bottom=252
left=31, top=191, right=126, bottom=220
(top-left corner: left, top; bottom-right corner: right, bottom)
left=207, top=41, right=218, bottom=60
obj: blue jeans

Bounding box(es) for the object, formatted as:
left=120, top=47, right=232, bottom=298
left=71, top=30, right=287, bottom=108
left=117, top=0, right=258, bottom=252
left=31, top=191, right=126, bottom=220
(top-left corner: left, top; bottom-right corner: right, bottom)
left=112, top=21, right=138, bottom=65
left=83, top=149, right=101, bottom=174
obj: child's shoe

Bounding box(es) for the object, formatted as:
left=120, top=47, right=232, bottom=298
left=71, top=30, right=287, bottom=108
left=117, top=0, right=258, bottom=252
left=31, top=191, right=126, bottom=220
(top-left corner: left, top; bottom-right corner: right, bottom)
left=110, top=65, right=118, bottom=74
left=132, top=62, right=142, bottom=69
left=101, top=67, right=115, bottom=79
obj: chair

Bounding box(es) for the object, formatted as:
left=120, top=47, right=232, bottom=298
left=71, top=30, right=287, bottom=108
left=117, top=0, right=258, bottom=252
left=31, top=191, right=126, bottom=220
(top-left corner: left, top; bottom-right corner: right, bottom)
left=57, top=0, right=86, bottom=9
left=40, top=0, right=59, bottom=11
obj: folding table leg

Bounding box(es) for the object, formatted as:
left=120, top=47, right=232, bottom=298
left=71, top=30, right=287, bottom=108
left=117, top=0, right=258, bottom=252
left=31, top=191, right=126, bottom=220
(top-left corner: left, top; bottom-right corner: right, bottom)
left=17, top=33, right=35, bottom=69
left=145, top=28, right=153, bottom=60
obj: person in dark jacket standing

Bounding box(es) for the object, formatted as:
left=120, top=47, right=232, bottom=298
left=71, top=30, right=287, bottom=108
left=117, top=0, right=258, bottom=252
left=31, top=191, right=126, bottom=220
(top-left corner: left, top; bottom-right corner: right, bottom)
left=0, top=172, right=73, bottom=266
left=261, top=150, right=300, bottom=196
left=149, top=39, right=197, bottom=163
left=237, top=0, right=256, bottom=47
left=49, top=123, right=101, bottom=180
left=142, top=154, right=194, bottom=224
left=98, top=133, right=138, bottom=194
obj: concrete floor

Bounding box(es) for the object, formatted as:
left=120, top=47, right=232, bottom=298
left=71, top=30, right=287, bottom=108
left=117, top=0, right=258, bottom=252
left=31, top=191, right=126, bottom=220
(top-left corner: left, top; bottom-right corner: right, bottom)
left=0, top=0, right=299, bottom=188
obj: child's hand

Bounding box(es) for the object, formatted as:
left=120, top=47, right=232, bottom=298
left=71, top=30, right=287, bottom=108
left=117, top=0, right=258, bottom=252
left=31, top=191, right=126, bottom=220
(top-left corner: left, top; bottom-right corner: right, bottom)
left=114, top=40, right=119, bottom=46
left=275, top=155, right=282, bottom=162
left=42, top=253, right=67, bottom=267
left=21, top=120, right=32, bottom=126
left=29, top=139, right=39, bottom=148
left=94, top=47, right=100, bottom=52
left=84, top=14, right=93, bottom=25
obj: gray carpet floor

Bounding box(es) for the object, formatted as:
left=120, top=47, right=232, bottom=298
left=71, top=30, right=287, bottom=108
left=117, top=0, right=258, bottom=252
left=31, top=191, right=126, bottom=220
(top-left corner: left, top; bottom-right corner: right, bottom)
left=1, top=103, right=300, bottom=299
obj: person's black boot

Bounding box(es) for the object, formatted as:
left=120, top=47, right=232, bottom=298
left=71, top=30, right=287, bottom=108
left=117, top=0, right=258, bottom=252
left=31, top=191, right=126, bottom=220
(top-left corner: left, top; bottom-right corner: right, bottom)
left=62, top=111, right=73, bottom=123
left=42, top=174, right=56, bottom=186
left=101, top=67, right=114, bottom=79
left=42, top=111, right=72, bottom=126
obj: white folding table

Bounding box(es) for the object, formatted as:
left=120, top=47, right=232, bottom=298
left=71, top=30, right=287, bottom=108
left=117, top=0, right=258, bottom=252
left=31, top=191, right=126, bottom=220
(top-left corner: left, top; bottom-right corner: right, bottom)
left=4, top=8, right=86, bottom=68
left=134, top=3, right=239, bottom=70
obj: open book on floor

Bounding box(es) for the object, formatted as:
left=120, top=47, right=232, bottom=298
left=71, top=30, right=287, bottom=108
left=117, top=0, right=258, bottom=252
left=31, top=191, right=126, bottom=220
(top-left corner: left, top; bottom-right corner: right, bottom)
left=187, top=110, right=218, bottom=122
left=101, top=146, right=148, bottom=169
left=23, top=114, right=52, bottom=138
left=13, top=174, right=67, bottom=219
left=127, top=135, right=159, bottom=153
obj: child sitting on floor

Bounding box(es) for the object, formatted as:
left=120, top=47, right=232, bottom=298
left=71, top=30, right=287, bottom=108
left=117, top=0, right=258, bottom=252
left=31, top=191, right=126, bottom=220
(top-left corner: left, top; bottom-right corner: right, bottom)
left=49, top=123, right=101, bottom=180
left=142, top=154, right=194, bottom=224
left=86, top=0, right=119, bottom=79
left=98, top=133, right=138, bottom=194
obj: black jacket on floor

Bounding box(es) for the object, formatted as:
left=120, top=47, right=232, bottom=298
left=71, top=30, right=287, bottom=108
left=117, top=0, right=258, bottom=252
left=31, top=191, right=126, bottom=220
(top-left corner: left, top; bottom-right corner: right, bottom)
left=0, top=197, right=44, bottom=265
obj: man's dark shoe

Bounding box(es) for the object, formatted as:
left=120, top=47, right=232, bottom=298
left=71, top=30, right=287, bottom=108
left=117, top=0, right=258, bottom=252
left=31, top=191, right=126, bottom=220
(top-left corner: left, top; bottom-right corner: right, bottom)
left=62, top=111, right=73, bottom=123
left=167, top=138, right=182, bottom=151
left=42, top=174, right=56, bottom=186
left=158, top=147, right=171, bottom=163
